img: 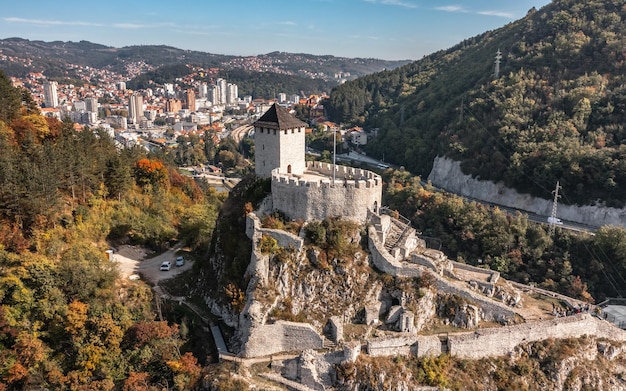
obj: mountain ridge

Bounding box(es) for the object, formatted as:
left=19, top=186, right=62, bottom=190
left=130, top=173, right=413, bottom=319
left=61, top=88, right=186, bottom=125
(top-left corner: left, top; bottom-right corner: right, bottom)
left=0, top=37, right=410, bottom=81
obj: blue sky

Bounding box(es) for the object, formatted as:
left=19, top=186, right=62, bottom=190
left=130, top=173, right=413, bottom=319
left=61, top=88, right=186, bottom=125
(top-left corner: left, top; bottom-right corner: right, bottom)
left=1, top=0, right=552, bottom=60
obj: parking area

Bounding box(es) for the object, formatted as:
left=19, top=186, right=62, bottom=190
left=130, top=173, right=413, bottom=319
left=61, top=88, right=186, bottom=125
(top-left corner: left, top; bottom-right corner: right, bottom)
left=111, top=245, right=193, bottom=284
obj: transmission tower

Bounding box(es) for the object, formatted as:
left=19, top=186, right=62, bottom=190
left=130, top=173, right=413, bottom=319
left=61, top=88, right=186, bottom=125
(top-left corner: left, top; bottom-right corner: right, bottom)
left=549, top=181, right=561, bottom=236
left=494, top=49, right=502, bottom=79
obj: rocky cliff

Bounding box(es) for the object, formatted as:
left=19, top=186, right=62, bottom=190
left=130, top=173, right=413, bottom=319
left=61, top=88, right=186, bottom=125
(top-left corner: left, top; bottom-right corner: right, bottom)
left=428, top=156, right=626, bottom=228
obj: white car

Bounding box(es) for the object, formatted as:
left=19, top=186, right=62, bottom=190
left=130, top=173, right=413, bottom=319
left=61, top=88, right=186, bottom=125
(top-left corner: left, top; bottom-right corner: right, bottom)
left=160, top=261, right=171, bottom=271
left=175, top=256, right=185, bottom=267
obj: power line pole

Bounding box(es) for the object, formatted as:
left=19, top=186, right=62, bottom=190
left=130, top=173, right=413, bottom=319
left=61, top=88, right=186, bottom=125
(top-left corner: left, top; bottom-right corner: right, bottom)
left=549, top=181, right=561, bottom=236
left=494, top=49, right=502, bottom=79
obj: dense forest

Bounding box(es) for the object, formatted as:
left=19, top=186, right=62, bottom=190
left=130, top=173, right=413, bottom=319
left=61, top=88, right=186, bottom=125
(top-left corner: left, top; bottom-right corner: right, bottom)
left=326, top=0, right=626, bottom=206
left=0, top=70, right=227, bottom=389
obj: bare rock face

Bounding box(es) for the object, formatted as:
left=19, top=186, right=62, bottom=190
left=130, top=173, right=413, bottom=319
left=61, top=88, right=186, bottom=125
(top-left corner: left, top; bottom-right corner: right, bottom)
left=452, top=303, right=481, bottom=328
left=413, top=288, right=437, bottom=331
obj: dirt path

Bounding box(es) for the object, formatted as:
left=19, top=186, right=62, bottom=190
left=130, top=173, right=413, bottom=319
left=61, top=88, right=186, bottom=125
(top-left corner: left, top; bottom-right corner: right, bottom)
left=111, top=244, right=193, bottom=285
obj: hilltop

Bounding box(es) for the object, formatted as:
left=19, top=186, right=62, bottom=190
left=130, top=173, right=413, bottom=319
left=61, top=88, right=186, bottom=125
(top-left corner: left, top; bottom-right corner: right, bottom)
left=0, top=37, right=410, bottom=82
left=326, top=0, right=626, bottom=207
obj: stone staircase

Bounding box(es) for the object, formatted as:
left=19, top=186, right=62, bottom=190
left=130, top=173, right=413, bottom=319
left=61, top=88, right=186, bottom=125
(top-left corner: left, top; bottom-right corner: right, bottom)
left=384, top=218, right=413, bottom=253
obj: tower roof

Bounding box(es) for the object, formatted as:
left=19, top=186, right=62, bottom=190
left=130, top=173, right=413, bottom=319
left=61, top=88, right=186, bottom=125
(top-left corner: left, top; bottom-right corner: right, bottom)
left=253, top=103, right=307, bottom=130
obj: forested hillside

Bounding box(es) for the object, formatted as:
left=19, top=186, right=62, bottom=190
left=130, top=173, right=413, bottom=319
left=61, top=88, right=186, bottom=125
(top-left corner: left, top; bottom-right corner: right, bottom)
left=326, top=0, right=626, bottom=206
left=0, top=70, right=224, bottom=389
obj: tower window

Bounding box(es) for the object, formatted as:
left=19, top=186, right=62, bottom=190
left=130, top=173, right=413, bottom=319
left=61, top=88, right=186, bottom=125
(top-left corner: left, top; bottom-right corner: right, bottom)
left=273, top=129, right=276, bottom=135
left=284, top=130, right=288, bottom=135
left=291, top=129, right=294, bottom=134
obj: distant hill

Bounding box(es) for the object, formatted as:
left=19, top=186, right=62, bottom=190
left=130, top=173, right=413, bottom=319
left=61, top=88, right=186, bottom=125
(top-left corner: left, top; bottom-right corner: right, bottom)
left=0, top=37, right=410, bottom=82
left=326, top=0, right=626, bottom=207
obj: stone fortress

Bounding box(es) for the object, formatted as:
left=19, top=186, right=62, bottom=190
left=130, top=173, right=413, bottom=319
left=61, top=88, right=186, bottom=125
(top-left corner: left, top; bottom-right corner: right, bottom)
left=223, top=104, right=626, bottom=389
left=253, top=103, right=382, bottom=223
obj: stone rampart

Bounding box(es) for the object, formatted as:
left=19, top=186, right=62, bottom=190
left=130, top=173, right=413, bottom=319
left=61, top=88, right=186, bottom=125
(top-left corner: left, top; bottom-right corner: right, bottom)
left=242, top=321, right=324, bottom=357
left=368, top=225, right=516, bottom=323
left=451, top=261, right=500, bottom=284
left=365, top=315, right=626, bottom=360
left=447, top=313, right=626, bottom=359
left=416, top=335, right=443, bottom=357
left=428, top=156, right=626, bottom=228
left=367, top=336, right=418, bottom=357
left=272, top=166, right=382, bottom=224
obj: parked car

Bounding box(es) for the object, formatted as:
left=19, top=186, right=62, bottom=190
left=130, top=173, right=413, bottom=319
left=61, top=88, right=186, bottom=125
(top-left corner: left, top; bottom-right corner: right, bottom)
left=160, top=261, right=171, bottom=271
left=175, top=256, right=185, bottom=267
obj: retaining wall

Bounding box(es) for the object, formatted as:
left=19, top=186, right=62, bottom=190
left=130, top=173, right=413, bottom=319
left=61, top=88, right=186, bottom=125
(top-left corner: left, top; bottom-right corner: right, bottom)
left=428, top=156, right=626, bottom=228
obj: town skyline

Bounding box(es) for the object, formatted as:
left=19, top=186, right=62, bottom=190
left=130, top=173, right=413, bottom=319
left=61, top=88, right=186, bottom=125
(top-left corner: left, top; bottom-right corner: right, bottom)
left=1, top=0, right=552, bottom=61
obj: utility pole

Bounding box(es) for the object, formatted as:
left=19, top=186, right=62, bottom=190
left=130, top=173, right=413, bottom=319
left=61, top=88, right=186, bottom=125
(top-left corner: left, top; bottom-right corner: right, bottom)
left=549, top=181, right=561, bottom=236
left=494, top=49, right=502, bottom=79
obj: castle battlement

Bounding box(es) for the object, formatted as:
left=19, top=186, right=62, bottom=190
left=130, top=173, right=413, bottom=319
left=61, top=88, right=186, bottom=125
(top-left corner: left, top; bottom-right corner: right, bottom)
left=272, top=170, right=380, bottom=190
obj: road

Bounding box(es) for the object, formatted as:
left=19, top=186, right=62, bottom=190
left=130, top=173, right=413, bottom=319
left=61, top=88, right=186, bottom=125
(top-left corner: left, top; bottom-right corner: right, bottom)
left=337, top=150, right=598, bottom=233
left=230, top=124, right=253, bottom=143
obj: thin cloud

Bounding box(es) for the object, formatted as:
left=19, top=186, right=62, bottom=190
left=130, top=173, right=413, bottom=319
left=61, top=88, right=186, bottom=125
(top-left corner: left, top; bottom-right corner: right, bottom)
left=478, top=10, right=515, bottom=18
left=113, top=22, right=176, bottom=29
left=434, top=5, right=468, bottom=13
left=278, top=21, right=297, bottom=26
left=435, top=6, right=515, bottom=18
left=364, top=0, right=417, bottom=9
left=4, top=17, right=102, bottom=27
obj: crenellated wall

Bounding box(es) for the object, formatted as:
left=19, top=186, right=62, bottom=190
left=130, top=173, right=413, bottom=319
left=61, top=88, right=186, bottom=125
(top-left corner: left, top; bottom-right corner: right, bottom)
left=271, top=162, right=382, bottom=224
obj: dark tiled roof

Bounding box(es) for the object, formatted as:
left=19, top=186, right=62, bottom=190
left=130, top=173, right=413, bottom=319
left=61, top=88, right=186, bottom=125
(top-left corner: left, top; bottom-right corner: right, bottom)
left=253, top=103, right=307, bottom=130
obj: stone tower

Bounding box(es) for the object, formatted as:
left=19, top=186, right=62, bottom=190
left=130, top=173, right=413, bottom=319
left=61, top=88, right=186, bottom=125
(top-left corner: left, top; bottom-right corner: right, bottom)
left=253, top=103, right=308, bottom=178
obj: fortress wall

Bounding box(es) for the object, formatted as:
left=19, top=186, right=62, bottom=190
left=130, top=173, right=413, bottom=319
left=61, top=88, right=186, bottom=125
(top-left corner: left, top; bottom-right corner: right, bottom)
left=257, top=227, right=304, bottom=252
left=447, top=314, right=620, bottom=359
left=368, top=226, right=516, bottom=322
left=434, top=280, right=516, bottom=323
left=242, top=321, right=324, bottom=357
left=416, top=335, right=444, bottom=357
left=367, top=336, right=418, bottom=357
left=428, top=156, right=626, bottom=227
left=272, top=170, right=382, bottom=224
left=451, top=262, right=500, bottom=283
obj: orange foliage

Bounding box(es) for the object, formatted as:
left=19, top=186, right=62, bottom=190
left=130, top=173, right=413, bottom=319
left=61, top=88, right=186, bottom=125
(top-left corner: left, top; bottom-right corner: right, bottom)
left=0, top=220, right=29, bottom=253
left=123, top=372, right=150, bottom=391
left=124, top=321, right=179, bottom=348
left=135, top=158, right=164, bottom=173
left=6, top=363, right=28, bottom=383
left=15, top=332, right=46, bottom=367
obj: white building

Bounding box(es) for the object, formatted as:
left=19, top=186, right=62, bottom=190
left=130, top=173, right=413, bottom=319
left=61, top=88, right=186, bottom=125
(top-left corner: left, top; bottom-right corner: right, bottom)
left=43, top=81, right=59, bottom=108
left=226, top=83, right=238, bottom=105
left=128, top=93, right=144, bottom=124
